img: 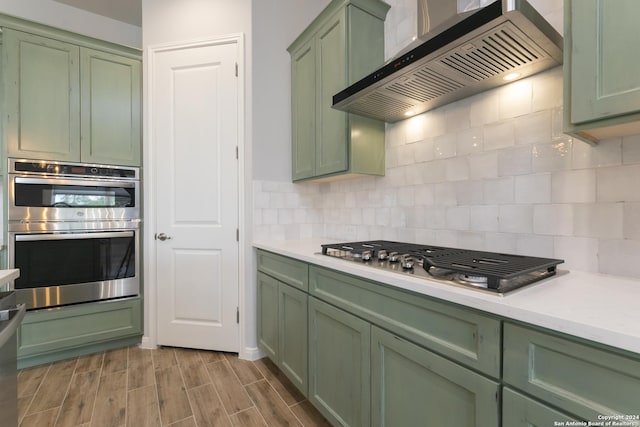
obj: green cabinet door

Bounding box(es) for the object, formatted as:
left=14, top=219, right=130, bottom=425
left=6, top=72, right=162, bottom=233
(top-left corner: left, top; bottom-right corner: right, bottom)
left=3, top=29, right=81, bottom=161
left=80, top=48, right=141, bottom=166
left=257, top=270, right=309, bottom=396
left=291, top=40, right=316, bottom=181
left=371, top=326, right=499, bottom=427
left=503, top=388, right=580, bottom=426
left=316, top=10, right=348, bottom=176
left=309, top=296, right=370, bottom=427
left=279, top=283, right=308, bottom=395
left=564, top=0, right=640, bottom=143
left=569, top=0, right=640, bottom=124
left=257, top=272, right=279, bottom=361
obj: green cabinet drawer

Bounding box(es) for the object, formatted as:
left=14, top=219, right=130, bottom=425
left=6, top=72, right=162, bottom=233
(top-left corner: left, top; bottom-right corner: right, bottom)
left=372, top=326, right=499, bottom=427
left=503, top=323, right=640, bottom=421
left=257, top=250, right=309, bottom=291
left=503, top=387, right=580, bottom=426
left=310, top=265, right=501, bottom=377
left=309, top=296, right=370, bottom=427
left=18, top=298, right=142, bottom=365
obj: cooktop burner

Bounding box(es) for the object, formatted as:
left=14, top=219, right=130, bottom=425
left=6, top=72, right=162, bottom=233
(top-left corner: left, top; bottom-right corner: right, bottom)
left=321, top=240, right=564, bottom=293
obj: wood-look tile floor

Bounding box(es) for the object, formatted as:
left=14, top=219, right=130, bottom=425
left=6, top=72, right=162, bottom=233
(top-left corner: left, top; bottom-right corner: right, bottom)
left=18, top=346, right=331, bottom=427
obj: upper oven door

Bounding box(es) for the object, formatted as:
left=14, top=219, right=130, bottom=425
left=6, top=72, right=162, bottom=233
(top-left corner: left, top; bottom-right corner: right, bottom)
left=8, top=174, right=139, bottom=222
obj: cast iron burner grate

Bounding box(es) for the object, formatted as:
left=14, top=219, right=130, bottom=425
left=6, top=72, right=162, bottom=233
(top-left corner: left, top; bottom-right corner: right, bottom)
left=321, top=240, right=564, bottom=293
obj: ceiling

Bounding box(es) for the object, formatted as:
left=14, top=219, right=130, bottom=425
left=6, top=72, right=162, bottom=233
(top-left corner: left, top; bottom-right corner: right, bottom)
left=53, top=0, right=141, bottom=27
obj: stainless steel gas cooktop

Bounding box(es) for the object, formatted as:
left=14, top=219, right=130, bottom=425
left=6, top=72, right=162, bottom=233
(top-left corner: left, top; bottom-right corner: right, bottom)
left=321, top=240, right=564, bottom=294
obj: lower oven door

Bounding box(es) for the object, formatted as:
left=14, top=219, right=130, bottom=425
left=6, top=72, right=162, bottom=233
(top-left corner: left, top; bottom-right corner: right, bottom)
left=8, top=229, right=139, bottom=310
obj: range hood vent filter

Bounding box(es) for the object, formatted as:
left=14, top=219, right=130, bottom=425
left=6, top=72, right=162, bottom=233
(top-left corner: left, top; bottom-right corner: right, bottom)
left=332, top=0, right=563, bottom=123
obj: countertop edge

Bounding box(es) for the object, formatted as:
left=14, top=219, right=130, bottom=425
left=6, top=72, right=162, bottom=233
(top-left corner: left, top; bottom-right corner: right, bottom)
left=254, top=240, right=640, bottom=356
left=0, top=269, right=20, bottom=287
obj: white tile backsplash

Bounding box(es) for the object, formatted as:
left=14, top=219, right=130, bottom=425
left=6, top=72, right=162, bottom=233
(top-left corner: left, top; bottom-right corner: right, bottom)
left=622, top=134, right=640, bottom=164
left=253, top=6, right=640, bottom=280
left=498, top=205, right=533, bottom=234
left=515, top=173, right=551, bottom=204
left=498, top=79, right=533, bottom=120
left=597, top=164, right=640, bottom=202
left=573, top=203, right=623, bottom=239
left=551, top=169, right=596, bottom=203
left=624, top=203, right=640, bottom=240
left=533, top=204, right=573, bottom=236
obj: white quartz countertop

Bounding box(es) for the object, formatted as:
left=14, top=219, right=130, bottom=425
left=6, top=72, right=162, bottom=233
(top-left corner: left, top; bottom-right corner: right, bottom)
left=254, top=239, right=640, bottom=355
left=0, top=269, right=20, bottom=286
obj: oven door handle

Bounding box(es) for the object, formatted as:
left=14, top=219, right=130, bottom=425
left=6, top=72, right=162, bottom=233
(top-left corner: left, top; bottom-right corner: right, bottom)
left=14, top=176, right=136, bottom=188
left=15, top=231, right=135, bottom=241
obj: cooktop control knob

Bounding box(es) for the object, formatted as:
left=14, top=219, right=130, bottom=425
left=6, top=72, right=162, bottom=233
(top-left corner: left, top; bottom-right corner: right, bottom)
left=401, top=254, right=414, bottom=270
left=378, top=250, right=388, bottom=261
left=361, top=250, right=372, bottom=262
left=389, top=251, right=400, bottom=262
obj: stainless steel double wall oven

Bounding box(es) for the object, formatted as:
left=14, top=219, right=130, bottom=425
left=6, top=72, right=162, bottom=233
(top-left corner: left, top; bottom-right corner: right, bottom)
left=7, top=159, right=141, bottom=310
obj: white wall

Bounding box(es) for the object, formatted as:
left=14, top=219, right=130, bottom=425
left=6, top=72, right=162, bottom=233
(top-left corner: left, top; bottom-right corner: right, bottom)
left=0, top=0, right=141, bottom=48
left=252, top=0, right=329, bottom=181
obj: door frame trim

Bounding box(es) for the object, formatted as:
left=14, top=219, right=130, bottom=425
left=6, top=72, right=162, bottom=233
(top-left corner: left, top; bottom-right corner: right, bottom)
left=143, top=33, right=247, bottom=354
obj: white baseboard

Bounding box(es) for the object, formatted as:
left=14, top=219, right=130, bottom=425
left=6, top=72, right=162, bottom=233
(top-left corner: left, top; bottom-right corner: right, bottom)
left=239, top=346, right=263, bottom=361
left=139, top=336, right=157, bottom=350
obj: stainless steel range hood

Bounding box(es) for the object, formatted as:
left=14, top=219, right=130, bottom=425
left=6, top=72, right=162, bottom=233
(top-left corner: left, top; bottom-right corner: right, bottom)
left=332, top=0, right=563, bottom=123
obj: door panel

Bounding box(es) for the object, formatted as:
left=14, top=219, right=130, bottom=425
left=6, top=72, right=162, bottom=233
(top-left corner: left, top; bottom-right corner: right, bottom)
left=257, top=272, right=278, bottom=360
left=291, top=41, right=316, bottom=181
left=153, top=40, right=239, bottom=351
left=309, top=297, right=370, bottom=427
left=3, top=29, right=80, bottom=161
left=279, top=283, right=308, bottom=395
left=316, top=13, right=348, bottom=176
left=371, top=326, right=499, bottom=427
left=81, top=48, right=141, bottom=166
left=571, top=0, right=640, bottom=123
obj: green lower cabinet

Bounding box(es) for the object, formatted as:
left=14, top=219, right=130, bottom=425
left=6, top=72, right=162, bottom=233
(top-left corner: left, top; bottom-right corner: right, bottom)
left=503, top=323, right=640, bottom=421
left=309, top=297, right=370, bottom=427
left=371, top=326, right=499, bottom=427
left=257, top=272, right=279, bottom=361
left=279, top=283, right=308, bottom=394
left=503, top=388, right=579, bottom=426
left=18, top=298, right=142, bottom=368
left=257, top=271, right=308, bottom=396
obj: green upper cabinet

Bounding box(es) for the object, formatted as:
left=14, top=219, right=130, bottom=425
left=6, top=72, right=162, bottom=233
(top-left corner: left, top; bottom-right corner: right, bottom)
left=80, top=48, right=141, bottom=166
left=2, top=24, right=141, bottom=166
left=2, top=29, right=81, bottom=161
left=564, top=0, right=640, bottom=144
left=288, top=0, right=389, bottom=182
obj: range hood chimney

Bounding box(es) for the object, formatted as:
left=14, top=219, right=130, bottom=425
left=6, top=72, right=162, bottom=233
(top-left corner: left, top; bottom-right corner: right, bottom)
left=332, top=0, right=563, bottom=123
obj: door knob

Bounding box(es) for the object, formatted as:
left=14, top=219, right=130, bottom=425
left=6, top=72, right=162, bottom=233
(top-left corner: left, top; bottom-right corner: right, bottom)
left=155, top=233, right=172, bottom=241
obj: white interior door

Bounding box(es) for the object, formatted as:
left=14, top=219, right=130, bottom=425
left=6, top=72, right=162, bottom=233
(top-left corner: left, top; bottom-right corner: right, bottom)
left=152, top=39, right=239, bottom=352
